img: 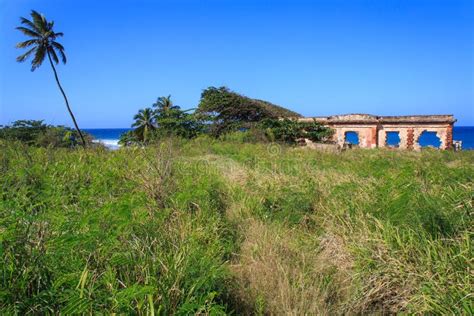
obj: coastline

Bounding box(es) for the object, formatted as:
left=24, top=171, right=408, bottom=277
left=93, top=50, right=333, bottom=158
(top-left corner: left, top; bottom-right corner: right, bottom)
left=86, top=127, right=474, bottom=150
left=92, top=139, right=120, bottom=150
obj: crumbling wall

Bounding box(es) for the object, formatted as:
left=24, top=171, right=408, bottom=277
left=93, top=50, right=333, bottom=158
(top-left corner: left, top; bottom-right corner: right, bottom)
left=412, top=126, right=449, bottom=150
left=332, top=126, right=378, bottom=148
left=300, top=114, right=455, bottom=151
left=377, top=126, right=452, bottom=150
left=377, top=127, right=409, bottom=149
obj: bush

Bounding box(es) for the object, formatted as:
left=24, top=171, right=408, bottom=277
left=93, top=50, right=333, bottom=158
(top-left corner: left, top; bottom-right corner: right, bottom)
left=0, top=120, right=93, bottom=148
left=258, top=118, right=333, bottom=144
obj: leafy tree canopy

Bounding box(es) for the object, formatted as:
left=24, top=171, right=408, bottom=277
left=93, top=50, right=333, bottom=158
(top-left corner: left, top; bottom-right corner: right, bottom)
left=123, top=96, right=205, bottom=146
left=154, top=108, right=205, bottom=139
left=197, top=86, right=301, bottom=135
left=0, top=120, right=92, bottom=147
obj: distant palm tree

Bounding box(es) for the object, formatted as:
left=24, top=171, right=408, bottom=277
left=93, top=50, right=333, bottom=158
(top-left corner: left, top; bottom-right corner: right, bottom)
left=132, top=108, right=156, bottom=142
left=15, top=10, right=86, bottom=147
left=153, top=95, right=180, bottom=115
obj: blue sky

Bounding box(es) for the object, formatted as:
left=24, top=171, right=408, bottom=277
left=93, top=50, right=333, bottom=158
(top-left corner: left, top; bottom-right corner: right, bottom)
left=1, top=0, right=473, bottom=127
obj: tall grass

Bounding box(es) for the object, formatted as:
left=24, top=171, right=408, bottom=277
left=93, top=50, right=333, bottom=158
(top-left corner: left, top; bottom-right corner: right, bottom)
left=1, top=139, right=472, bottom=314
left=0, top=142, right=232, bottom=314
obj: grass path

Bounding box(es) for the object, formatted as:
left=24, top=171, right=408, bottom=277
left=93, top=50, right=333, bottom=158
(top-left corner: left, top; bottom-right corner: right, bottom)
left=200, top=144, right=473, bottom=314
left=204, top=152, right=367, bottom=314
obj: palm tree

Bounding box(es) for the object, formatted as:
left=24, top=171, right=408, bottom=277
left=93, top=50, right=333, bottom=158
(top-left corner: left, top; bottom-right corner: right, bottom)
left=15, top=10, right=86, bottom=147
left=132, top=108, right=156, bottom=142
left=153, top=95, right=179, bottom=115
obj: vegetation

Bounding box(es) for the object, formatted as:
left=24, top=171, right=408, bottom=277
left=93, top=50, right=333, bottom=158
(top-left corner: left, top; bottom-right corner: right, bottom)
left=7, top=9, right=470, bottom=314
left=153, top=95, right=181, bottom=115
left=259, top=118, right=334, bottom=144
left=153, top=108, right=205, bottom=139
left=1, top=139, right=472, bottom=314
left=0, top=120, right=93, bottom=148
left=131, top=108, right=156, bottom=142
left=197, top=86, right=302, bottom=136
left=15, top=10, right=86, bottom=147
left=122, top=90, right=331, bottom=146
left=121, top=96, right=205, bottom=146
left=152, top=96, right=204, bottom=139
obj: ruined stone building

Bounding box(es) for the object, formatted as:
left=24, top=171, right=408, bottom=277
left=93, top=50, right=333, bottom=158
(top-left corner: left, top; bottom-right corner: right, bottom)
left=298, top=114, right=456, bottom=150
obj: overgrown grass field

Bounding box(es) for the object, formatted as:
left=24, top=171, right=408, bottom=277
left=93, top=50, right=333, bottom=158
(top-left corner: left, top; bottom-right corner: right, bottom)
left=1, top=138, right=473, bottom=314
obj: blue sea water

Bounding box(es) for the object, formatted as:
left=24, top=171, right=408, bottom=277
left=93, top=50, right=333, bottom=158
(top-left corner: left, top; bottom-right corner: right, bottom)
left=85, top=127, right=474, bottom=150
left=454, top=126, right=474, bottom=150
left=83, top=128, right=131, bottom=150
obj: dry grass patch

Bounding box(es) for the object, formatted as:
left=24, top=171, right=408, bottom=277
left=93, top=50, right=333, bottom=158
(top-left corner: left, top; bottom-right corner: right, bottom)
left=229, top=219, right=351, bottom=315
left=322, top=213, right=426, bottom=314
left=200, top=154, right=250, bottom=186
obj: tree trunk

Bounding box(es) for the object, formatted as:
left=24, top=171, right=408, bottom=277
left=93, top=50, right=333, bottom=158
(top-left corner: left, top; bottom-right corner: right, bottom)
left=47, top=51, right=86, bottom=148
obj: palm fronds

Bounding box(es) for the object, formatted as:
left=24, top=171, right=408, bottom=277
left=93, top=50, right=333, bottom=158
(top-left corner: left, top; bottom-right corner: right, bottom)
left=132, top=108, right=156, bottom=142
left=15, top=10, right=67, bottom=71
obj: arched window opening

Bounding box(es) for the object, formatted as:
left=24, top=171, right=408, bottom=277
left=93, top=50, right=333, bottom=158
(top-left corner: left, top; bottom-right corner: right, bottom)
left=418, top=131, right=441, bottom=148
left=344, top=131, right=359, bottom=145
left=386, top=131, right=401, bottom=147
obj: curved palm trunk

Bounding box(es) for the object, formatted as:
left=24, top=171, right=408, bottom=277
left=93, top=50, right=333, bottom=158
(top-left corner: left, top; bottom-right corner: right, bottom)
left=144, top=125, right=148, bottom=143
left=47, top=51, right=86, bottom=148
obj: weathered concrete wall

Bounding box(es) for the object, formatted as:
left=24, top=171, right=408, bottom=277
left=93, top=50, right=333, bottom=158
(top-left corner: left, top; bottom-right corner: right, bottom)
left=377, top=126, right=409, bottom=149
left=413, top=126, right=450, bottom=150
left=298, top=138, right=339, bottom=152
left=298, top=114, right=456, bottom=151
left=332, top=125, right=378, bottom=148
left=377, top=125, right=452, bottom=150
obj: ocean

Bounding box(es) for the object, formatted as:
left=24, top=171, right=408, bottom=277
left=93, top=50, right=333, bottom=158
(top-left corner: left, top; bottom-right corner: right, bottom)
left=84, top=126, right=474, bottom=150
left=84, top=128, right=131, bottom=150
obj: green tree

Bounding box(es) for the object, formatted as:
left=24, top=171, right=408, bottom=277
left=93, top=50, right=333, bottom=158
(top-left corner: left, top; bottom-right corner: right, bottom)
left=152, top=95, right=203, bottom=139
left=122, top=96, right=205, bottom=147
left=132, top=108, right=156, bottom=142
left=197, top=86, right=301, bottom=136
left=0, top=120, right=47, bottom=145
left=155, top=108, right=204, bottom=139
left=0, top=120, right=91, bottom=147
left=15, top=10, right=86, bottom=147
left=118, top=130, right=139, bottom=146
left=153, top=95, right=180, bottom=116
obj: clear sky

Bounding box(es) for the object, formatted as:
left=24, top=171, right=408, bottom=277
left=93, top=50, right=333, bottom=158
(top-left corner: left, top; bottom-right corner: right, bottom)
left=1, top=0, right=473, bottom=127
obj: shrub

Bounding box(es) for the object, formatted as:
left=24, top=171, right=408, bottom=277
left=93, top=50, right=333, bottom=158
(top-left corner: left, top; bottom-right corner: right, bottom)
left=258, top=118, right=333, bottom=144
left=0, top=120, right=93, bottom=147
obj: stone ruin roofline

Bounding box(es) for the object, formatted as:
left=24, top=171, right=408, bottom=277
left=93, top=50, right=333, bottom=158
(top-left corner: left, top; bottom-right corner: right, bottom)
left=297, top=114, right=456, bottom=125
